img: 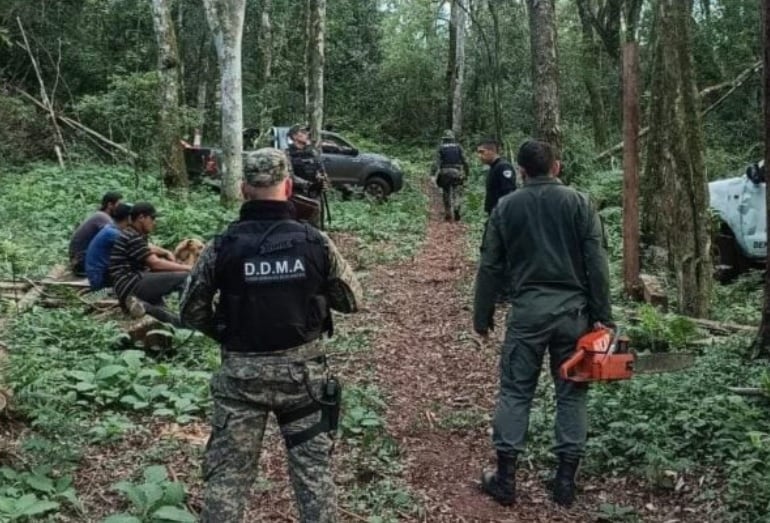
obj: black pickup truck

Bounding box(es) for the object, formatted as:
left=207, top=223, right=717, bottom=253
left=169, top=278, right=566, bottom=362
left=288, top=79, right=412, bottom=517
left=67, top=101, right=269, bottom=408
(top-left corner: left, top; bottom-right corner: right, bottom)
left=185, top=127, right=404, bottom=198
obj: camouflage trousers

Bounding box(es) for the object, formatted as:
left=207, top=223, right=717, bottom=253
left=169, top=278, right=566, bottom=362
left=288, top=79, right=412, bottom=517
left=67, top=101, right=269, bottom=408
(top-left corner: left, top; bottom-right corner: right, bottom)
left=201, top=352, right=336, bottom=523
left=441, top=183, right=464, bottom=221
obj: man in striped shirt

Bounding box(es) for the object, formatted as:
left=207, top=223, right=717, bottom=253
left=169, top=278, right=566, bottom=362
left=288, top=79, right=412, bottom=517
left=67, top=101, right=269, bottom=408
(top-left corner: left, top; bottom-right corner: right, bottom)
left=109, top=202, right=190, bottom=325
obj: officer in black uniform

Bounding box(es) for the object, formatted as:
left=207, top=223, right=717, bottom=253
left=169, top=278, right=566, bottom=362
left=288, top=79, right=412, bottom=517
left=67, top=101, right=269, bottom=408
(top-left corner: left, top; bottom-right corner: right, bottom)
left=433, top=130, right=469, bottom=221
left=476, top=138, right=516, bottom=214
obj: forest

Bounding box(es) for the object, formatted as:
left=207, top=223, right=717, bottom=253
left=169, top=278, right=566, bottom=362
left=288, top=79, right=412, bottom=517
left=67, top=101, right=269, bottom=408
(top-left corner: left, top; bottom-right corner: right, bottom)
left=0, top=0, right=769, bottom=521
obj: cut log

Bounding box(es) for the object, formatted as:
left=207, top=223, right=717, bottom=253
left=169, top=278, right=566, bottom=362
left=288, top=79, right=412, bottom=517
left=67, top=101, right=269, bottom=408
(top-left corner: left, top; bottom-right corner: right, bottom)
left=639, top=273, right=668, bottom=309
left=728, top=387, right=769, bottom=398
left=0, top=282, right=31, bottom=291
left=624, top=307, right=756, bottom=335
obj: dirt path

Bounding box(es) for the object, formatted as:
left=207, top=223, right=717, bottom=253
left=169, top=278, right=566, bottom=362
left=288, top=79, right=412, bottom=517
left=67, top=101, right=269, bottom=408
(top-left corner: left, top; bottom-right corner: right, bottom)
left=364, top=187, right=701, bottom=522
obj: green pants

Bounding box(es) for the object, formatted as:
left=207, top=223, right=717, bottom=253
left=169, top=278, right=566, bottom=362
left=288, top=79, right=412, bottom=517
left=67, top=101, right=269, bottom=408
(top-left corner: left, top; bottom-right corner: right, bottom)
left=492, top=311, right=589, bottom=460
left=201, top=354, right=336, bottom=523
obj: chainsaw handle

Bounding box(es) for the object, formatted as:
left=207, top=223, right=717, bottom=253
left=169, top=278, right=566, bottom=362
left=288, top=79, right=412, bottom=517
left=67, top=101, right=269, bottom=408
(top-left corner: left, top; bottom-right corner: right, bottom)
left=560, top=348, right=586, bottom=381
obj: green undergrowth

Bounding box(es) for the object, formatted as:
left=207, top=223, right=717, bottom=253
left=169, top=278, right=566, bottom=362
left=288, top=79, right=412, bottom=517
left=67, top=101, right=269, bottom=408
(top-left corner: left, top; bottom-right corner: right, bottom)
left=0, top=164, right=233, bottom=279
left=329, top=158, right=428, bottom=265
left=460, top=165, right=770, bottom=521
left=1, top=159, right=427, bottom=520
left=523, top=334, right=770, bottom=522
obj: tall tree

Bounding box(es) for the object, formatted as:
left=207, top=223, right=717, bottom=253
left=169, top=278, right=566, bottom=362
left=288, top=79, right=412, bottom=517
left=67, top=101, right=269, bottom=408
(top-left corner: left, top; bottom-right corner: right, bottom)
left=307, top=0, right=326, bottom=145
left=260, top=0, right=273, bottom=84
left=202, top=0, right=246, bottom=204
left=753, top=0, right=770, bottom=358
left=150, top=0, right=188, bottom=189
left=576, top=0, right=609, bottom=147
left=621, top=1, right=641, bottom=298
left=446, top=0, right=466, bottom=136
left=526, top=0, right=562, bottom=151
left=643, top=0, right=711, bottom=317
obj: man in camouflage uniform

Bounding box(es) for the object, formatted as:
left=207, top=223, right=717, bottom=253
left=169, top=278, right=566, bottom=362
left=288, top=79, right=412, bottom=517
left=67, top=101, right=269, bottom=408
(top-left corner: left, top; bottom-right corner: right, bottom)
left=473, top=140, right=611, bottom=508
left=433, top=129, right=469, bottom=222
left=180, top=148, right=362, bottom=522
left=286, top=124, right=329, bottom=228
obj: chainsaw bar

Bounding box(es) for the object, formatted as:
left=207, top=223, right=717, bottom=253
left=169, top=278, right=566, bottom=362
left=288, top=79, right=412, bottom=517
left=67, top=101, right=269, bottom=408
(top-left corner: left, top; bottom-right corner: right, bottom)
left=632, top=353, right=696, bottom=374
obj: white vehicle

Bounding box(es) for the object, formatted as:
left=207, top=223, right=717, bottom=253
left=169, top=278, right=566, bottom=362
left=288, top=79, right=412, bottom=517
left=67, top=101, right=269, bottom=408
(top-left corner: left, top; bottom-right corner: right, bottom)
left=708, top=161, right=766, bottom=281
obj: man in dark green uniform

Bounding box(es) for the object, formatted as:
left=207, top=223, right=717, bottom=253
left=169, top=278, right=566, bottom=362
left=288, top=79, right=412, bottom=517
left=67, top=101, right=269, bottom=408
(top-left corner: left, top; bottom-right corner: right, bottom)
left=473, top=140, right=612, bottom=508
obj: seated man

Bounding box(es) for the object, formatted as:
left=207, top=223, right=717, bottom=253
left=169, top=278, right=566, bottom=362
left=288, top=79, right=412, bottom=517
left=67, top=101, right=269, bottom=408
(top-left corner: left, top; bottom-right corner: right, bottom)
left=68, top=191, right=123, bottom=275
left=109, top=202, right=190, bottom=325
left=85, top=202, right=132, bottom=291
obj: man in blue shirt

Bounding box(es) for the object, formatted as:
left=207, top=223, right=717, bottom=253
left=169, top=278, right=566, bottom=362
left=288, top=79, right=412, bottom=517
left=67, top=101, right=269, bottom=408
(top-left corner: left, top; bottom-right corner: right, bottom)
left=85, top=203, right=132, bottom=291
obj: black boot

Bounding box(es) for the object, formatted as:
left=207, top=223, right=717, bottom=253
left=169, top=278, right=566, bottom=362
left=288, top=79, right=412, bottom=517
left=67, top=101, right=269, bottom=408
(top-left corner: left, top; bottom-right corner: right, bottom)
left=552, top=455, right=580, bottom=507
left=480, top=452, right=516, bottom=506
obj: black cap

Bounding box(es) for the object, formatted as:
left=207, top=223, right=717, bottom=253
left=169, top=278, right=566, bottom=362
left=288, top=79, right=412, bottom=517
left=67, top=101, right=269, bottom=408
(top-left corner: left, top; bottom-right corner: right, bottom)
left=130, top=202, right=158, bottom=220
left=288, top=124, right=308, bottom=137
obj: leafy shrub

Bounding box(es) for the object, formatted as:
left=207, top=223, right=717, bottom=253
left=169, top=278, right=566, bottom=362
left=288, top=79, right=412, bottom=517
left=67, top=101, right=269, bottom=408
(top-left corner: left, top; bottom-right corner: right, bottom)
left=104, top=465, right=195, bottom=523
left=0, top=96, right=52, bottom=165
left=0, top=466, right=80, bottom=521
left=75, top=73, right=197, bottom=160
left=627, top=304, right=700, bottom=352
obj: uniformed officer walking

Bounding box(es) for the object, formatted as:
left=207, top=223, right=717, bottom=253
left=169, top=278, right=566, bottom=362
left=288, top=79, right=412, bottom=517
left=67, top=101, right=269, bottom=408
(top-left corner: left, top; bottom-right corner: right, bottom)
left=473, top=140, right=611, bottom=508
left=433, top=130, right=469, bottom=221
left=286, top=124, right=329, bottom=228
left=180, top=148, right=362, bottom=522
left=476, top=138, right=516, bottom=215
left=476, top=138, right=517, bottom=303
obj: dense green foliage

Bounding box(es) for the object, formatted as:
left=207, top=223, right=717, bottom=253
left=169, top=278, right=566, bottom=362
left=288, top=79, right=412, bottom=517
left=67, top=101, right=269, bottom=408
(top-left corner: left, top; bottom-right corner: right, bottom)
left=0, top=0, right=762, bottom=175
left=1, top=0, right=769, bottom=520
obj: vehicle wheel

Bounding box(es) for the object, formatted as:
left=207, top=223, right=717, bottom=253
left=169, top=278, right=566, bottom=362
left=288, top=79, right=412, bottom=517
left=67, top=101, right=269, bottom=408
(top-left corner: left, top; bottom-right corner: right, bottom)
left=364, top=176, right=391, bottom=201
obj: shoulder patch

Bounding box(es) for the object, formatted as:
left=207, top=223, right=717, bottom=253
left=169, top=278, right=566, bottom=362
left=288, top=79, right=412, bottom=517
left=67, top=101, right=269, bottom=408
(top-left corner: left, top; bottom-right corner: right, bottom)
left=502, top=169, right=513, bottom=179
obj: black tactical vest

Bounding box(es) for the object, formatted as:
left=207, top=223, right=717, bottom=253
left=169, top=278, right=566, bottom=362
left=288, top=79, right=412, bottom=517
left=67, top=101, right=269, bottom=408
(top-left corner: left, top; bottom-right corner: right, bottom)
left=439, top=143, right=462, bottom=166
left=214, top=219, right=332, bottom=353
left=287, top=145, right=321, bottom=182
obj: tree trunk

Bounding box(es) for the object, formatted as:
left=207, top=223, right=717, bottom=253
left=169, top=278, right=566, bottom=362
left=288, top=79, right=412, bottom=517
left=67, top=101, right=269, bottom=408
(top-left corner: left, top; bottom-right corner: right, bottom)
left=193, top=49, right=210, bottom=146
left=202, top=0, right=246, bottom=204
left=488, top=0, right=504, bottom=147
left=260, top=0, right=273, bottom=84
left=446, top=0, right=457, bottom=132
left=304, top=0, right=312, bottom=124
left=753, top=0, right=770, bottom=358
left=446, top=0, right=466, bottom=136
left=643, top=0, right=711, bottom=317
left=526, top=0, right=562, bottom=152
left=150, top=0, right=188, bottom=189
left=452, top=0, right=466, bottom=137
left=576, top=0, right=608, bottom=148
left=622, top=41, right=640, bottom=298
left=307, top=0, right=326, bottom=146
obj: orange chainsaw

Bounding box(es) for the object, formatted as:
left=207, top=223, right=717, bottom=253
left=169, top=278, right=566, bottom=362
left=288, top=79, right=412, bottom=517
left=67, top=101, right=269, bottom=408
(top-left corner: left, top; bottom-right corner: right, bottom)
left=560, top=327, right=695, bottom=383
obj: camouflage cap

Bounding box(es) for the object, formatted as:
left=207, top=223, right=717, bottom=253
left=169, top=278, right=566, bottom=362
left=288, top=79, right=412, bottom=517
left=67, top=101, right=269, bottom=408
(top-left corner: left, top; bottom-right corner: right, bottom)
left=288, top=123, right=309, bottom=137
left=243, top=148, right=290, bottom=187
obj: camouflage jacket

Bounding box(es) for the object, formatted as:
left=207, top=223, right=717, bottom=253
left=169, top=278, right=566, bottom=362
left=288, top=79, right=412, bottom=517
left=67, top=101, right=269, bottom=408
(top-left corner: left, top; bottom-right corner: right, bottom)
left=180, top=207, right=362, bottom=351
